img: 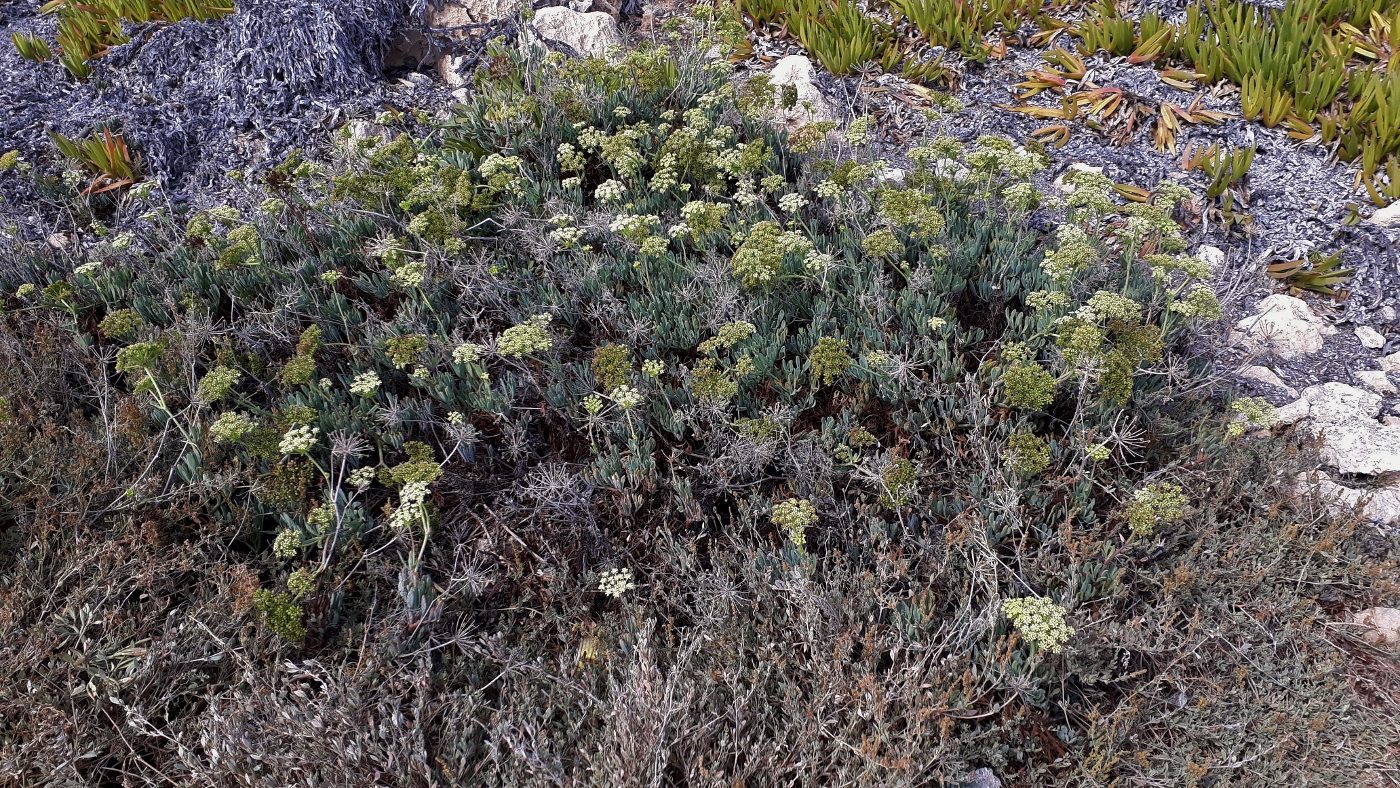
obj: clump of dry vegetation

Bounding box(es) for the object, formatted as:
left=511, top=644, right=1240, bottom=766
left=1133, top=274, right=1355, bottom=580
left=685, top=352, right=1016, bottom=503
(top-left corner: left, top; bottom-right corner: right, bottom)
left=0, top=12, right=1396, bottom=785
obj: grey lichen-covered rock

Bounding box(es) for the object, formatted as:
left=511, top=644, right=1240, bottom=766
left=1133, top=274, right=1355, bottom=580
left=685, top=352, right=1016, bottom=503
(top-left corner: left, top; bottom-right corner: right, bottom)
left=963, top=767, right=1003, bottom=788
left=1298, top=471, right=1400, bottom=527
left=1233, top=294, right=1337, bottom=361
left=530, top=7, right=625, bottom=60
left=1277, top=383, right=1400, bottom=476
left=768, top=55, right=837, bottom=130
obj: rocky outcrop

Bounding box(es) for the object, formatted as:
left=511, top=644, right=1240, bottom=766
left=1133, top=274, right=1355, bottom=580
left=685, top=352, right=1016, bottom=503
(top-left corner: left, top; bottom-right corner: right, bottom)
left=1274, top=383, right=1400, bottom=476
left=1356, top=369, right=1397, bottom=396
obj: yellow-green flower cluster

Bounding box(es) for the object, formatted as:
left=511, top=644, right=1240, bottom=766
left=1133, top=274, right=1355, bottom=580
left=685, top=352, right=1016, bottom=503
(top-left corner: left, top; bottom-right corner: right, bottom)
left=1147, top=252, right=1212, bottom=281
left=861, top=229, right=904, bottom=260
left=1228, top=397, right=1276, bottom=438
left=197, top=365, right=241, bottom=403
left=99, top=308, right=144, bottom=338
left=876, top=188, right=947, bottom=238
left=845, top=115, right=874, bottom=147
left=557, top=142, right=585, bottom=173
left=1003, top=431, right=1051, bottom=475
left=677, top=200, right=728, bottom=238
left=1169, top=285, right=1222, bottom=320
left=731, top=221, right=811, bottom=287
left=278, top=424, right=319, bottom=455
left=387, top=480, right=432, bottom=530
left=699, top=321, right=756, bottom=353
left=386, top=335, right=428, bottom=369
left=1125, top=482, right=1187, bottom=537
left=389, top=259, right=427, bottom=289
left=210, top=411, right=255, bottom=443
left=498, top=314, right=554, bottom=357
left=272, top=528, right=301, bottom=559
left=880, top=458, right=918, bottom=508
left=592, top=343, right=631, bottom=390
left=809, top=337, right=851, bottom=386
left=1002, top=596, right=1073, bottom=653
left=1065, top=169, right=1115, bottom=215
left=610, top=384, right=643, bottom=410
left=477, top=153, right=526, bottom=197
left=1041, top=225, right=1098, bottom=282
left=1084, top=291, right=1143, bottom=323
left=253, top=590, right=305, bottom=642
left=115, top=341, right=163, bottom=375
left=771, top=498, right=817, bottom=548
left=287, top=568, right=316, bottom=599
left=595, top=179, right=626, bottom=203
left=610, top=213, right=661, bottom=244
left=452, top=342, right=486, bottom=364
left=350, top=371, right=381, bottom=398
left=1002, top=360, right=1057, bottom=411
left=966, top=136, right=1045, bottom=179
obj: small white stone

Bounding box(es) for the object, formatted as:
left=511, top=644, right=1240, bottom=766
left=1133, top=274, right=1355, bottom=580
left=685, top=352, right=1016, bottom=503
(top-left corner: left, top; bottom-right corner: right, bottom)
left=1352, top=607, right=1400, bottom=645
left=1053, top=162, right=1103, bottom=193
left=1355, top=325, right=1387, bottom=350
left=1357, top=370, right=1397, bottom=396
left=768, top=55, right=836, bottom=129
left=1366, top=201, right=1400, bottom=227
left=1196, top=244, right=1226, bottom=271
left=878, top=167, right=906, bottom=185
left=1382, top=351, right=1400, bottom=375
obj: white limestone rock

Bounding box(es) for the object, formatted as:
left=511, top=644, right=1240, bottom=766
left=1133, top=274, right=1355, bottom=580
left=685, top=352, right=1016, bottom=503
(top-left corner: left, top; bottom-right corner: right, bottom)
left=1238, top=365, right=1298, bottom=399
left=531, top=7, right=625, bottom=61
left=1356, top=370, right=1397, bottom=396
left=1355, top=325, right=1387, bottom=350
left=1297, top=471, right=1400, bottom=528
left=767, top=55, right=836, bottom=130
left=1233, top=294, right=1337, bottom=361
left=1281, top=383, right=1400, bottom=476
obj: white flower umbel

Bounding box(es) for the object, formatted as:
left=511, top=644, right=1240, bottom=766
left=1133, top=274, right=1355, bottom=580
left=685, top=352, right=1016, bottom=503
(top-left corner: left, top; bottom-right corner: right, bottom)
left=278, top=424, right=319, bottom=455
